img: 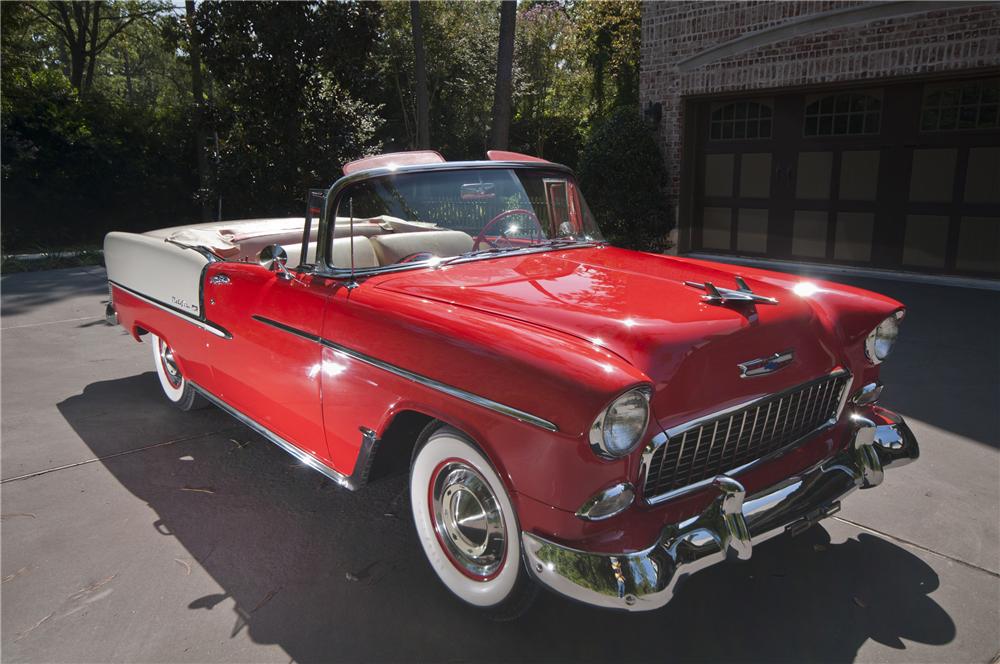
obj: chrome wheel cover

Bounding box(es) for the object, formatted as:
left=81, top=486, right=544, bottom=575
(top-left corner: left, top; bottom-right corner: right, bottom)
left=158, top=339, right=183, bottom=388
left=431, top=461, right=507, bottom=579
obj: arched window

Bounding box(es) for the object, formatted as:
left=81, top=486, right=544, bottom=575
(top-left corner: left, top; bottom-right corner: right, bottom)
left=709, top=100, right=773, bottom=140
left=921, top=79, right=1000, bottom=131
left=804, top=92, right=881, bottom=136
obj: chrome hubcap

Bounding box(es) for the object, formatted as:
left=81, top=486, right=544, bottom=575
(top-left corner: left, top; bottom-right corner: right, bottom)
left=159, top=339, right=182, bottom=388
left=431, top=462, right=506, bottom=578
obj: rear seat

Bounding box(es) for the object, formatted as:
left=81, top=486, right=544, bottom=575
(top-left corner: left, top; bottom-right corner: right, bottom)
left=282, top=237, right=378, bottom=268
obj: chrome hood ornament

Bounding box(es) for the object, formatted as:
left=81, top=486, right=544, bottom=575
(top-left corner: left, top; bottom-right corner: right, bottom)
left=684, top=276, right=778, bottom=305
left=738, top=350, right=795, bottom=378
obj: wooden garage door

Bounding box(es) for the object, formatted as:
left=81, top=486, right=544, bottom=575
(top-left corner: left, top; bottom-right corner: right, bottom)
left=690, top=76, right=1000, bottom=277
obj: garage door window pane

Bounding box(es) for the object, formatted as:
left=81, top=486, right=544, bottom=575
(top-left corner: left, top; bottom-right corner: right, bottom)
left=792, top=211, right=827, bottom=258
left=921, top=78, right=1000, bottom=131
left=956, top=217, right=1000, bottom=273
left=710, top=100, right=773, bottom=141
left=737, top=209, right=768, bottom=254
left=796, top=152, right=833, bottom=200
left=964, top=147, right=1000, bottom=204
left=740, top=153, right=772, bottom=198
left=701, top=207, right=732, bottom=250
left=804, top=91, right=881, bottom=136
left=833, top=212, right=874, bottom=262
left=909, top=149, right=956, bottom=203
left=704, top=154, right=734, bottom=197
left=902, top=215, right=948, bottom=268
left=840, top=150, right=880, bottom=201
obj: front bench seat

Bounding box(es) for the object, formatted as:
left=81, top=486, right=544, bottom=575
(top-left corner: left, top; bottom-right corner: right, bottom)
left=369, top=230, right=474, bottom=266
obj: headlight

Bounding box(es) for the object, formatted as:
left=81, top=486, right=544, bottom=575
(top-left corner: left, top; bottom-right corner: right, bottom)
left=589, top=387, right=651, bottom=459
left=865, top=311, right=904, bottom=364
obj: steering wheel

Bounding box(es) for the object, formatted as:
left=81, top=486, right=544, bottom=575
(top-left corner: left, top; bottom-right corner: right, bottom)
left=473, top=209, right=544, bottom=251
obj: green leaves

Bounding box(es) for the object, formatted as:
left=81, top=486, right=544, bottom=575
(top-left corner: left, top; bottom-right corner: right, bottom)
left=578, top=109, right=671, bottom=252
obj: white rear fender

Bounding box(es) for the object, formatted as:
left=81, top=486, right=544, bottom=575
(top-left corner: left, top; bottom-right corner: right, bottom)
left=104, top=232, right=210, bottom=317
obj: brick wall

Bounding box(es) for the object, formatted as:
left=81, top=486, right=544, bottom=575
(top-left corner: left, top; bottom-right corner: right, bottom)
left=640, top=1, right=1000, bottom=222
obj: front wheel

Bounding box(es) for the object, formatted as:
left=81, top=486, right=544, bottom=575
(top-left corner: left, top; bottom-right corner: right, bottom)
left=150, top=333, right=204, bottom=411
left=410, top=425, right=537, bottom=620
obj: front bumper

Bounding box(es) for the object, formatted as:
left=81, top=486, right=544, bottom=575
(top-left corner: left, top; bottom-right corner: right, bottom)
left=522, top=409, right=919, bottom=611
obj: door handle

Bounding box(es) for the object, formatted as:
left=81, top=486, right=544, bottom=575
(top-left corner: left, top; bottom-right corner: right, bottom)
left=210, top=274, right=231, bottom=285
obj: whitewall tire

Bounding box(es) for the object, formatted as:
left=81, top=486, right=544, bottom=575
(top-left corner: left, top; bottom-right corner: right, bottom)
left=410, top=425, right=537, bottom=619
left=150, top=333, right=204, bottom=411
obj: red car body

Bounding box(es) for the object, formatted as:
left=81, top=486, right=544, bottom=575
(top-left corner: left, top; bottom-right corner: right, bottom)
left=106, top=153, right=919, bottom=612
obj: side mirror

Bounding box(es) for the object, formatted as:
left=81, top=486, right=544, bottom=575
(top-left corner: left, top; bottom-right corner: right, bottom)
left=259, top=244, right=291, bottom=280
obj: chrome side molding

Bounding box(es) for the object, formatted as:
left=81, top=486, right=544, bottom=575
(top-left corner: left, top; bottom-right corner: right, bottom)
left=108, top=280, right=231, bottom=339
left=252, top=315, right=559, bottom=433
left=189, top=381, right=379, bottom=491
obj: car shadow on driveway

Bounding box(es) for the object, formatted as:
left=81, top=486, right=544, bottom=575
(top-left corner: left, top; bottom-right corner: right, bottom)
left=1, top=267, right=109, bottom=319
left=57, top=374, right=956, bottom=663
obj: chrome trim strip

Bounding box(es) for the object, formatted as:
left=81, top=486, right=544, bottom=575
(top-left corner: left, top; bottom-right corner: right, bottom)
left=252, top=315, right=559, bottom=432
left=189, top=381, right=354, bottom=488
left=109, top=280, right=231, bottom=339
left=641, top=368, right=852, bottom=506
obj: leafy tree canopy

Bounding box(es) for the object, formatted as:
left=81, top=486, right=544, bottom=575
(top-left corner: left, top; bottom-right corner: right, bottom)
left=2, top=0, right=669, bottom=253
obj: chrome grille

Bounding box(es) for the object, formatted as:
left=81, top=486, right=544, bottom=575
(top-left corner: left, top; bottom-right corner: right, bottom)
left=643, top=373, right=850, bottom=502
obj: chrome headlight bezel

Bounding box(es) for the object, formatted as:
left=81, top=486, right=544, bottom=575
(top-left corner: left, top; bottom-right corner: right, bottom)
left=865, top=310, right=904, bottom=365
left=589, top=387, right=652, bottom=460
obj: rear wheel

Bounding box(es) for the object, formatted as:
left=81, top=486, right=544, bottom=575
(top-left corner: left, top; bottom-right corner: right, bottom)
left=410, top=424, right=537, bottom=620
left=150, top=333, right=204, bottom=411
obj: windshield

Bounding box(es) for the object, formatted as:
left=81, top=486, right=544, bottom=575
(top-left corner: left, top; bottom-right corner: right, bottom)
left=329, top=168, right=604, bottom=268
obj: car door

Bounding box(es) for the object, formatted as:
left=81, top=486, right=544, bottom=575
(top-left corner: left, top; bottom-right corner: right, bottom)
left=202, top=261, right=334, bottom=463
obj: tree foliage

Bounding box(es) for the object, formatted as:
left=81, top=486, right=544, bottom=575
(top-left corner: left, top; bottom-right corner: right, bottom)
left=1, top=0, right=669, bottom=253
left=196, top=0, right=383, bottom=218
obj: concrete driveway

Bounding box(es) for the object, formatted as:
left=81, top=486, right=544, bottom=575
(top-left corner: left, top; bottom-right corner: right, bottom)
left=2, top=265, right=998, bottom=663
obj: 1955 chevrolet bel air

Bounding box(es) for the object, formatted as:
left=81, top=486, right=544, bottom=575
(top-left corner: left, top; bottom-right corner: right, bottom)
left=104, top=149, right=918, bottom=618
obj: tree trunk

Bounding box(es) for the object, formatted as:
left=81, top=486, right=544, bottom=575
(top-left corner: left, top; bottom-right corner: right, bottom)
left=490, top=0, right=516, bottom=151
left=186, top=0, right=212, bottom=221
left=410, top=1, right=430, bottom=150
left=82, top=1, right=101, bottom=93
left=64, top=3, right=88, bottom=92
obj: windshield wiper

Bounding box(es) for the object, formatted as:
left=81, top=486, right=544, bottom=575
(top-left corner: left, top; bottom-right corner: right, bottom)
left=435, top=245, right=523, bottom=267
left=435, top=239, right=599, bottom=269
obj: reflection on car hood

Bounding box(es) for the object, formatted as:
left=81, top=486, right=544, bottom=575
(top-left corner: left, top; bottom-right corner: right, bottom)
left=375, top=246, right=846, bottom=428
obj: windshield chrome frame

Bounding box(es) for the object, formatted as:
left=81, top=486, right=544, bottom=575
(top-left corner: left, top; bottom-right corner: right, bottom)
left=310, top=160, right=601, bottom=280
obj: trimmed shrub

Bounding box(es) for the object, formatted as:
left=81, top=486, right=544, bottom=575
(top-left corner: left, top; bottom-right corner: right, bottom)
left=577, top=108, right=671, bottom=252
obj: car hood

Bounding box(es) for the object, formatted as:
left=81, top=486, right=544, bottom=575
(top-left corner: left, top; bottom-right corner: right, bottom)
left=374, top=246, right=849, bottom=429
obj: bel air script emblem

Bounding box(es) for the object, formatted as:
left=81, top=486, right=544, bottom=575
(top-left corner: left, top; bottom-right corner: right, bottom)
left=738, top=350, right=794, bottom=378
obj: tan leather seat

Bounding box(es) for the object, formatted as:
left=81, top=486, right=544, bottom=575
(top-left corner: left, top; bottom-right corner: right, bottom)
left=280, top=236, right=378, bottom=269
left=330, top=236, right=378, bottom=268
left=331, top=222, right=388, bottom=239
left=369, top=230, right=474, bottom=266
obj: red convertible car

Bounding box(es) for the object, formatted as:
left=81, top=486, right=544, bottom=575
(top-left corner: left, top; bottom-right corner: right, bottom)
left=104, top=150, right=918, bottom=618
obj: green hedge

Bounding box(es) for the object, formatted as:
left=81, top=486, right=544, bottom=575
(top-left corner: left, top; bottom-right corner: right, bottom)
left=577, top=108, right=671, bottom=252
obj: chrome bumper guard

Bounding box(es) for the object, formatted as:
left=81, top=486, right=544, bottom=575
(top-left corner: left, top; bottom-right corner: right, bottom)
left=522, top=409, right=919, bottom=612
